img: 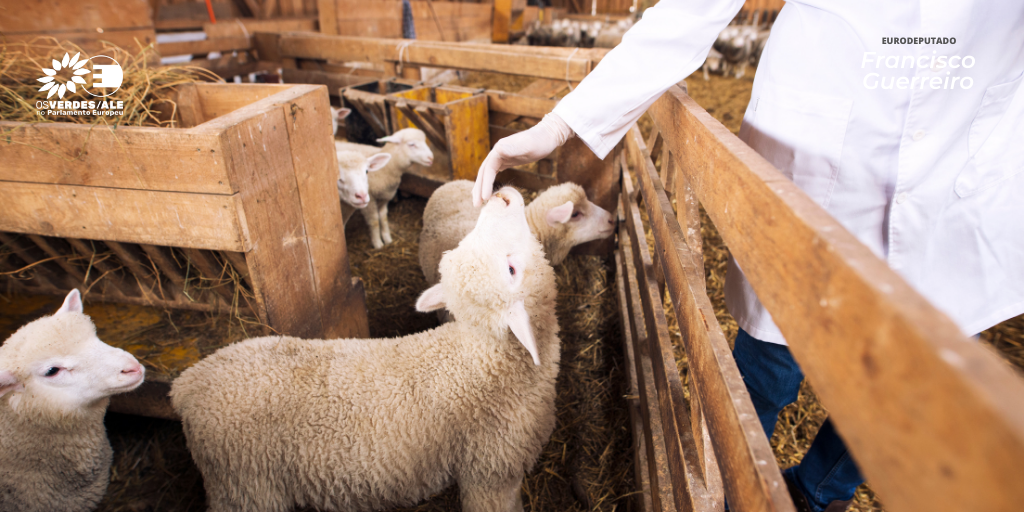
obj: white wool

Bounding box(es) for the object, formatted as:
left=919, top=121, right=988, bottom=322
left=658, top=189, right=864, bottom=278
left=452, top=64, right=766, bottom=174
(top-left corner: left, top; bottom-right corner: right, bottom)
left=171, top=187, right=560, bottom=512
left=419, top=180, right=615, bottom=286
left=0, top=290, right=144, bottom=512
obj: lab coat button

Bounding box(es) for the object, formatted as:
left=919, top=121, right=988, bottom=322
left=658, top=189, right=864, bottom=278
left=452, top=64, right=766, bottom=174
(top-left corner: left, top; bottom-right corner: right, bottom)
left=896, top=192, right=909, bottom=204
left=912, top=130, right=926, bottom=141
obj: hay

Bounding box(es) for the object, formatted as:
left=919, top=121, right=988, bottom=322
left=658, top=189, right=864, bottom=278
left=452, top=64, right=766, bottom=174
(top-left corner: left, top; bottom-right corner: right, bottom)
left=0, top=37, right=219, bottom=127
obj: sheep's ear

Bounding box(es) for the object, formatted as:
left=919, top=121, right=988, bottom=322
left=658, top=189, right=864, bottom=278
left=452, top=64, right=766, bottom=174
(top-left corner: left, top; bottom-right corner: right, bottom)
left=545, top=201, right=574, bottom=226
left=0, top=370, right=20, bottom=399
left=335, top=107, right=351, bottom=120
left=366, top=153, right=392, bottom=172
left=56, top=289, right=83, bottom=315
left=508, top=300, right=540, bottom=366
left=415, top=284, right=446, bottom=312
left=377, top=134, right=401, bottom=144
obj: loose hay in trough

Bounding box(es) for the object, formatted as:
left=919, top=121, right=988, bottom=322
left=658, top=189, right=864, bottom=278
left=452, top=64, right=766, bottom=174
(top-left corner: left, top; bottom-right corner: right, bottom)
left=0, top=38, right=219, bottom=127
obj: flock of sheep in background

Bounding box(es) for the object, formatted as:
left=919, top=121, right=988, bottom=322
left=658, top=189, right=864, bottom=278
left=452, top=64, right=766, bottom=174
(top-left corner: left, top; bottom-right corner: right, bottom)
left=521, top=15, right=774, bottom=80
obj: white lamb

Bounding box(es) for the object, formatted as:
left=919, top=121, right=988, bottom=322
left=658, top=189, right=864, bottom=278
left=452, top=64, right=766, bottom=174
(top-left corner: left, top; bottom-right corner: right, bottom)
left=337, top=128, right=435, bottom=248
left=171, top=186, right=559, bottom=512
left=335, top=145, right=392, bottom=214
left=0, top=290, right=145, bottom=512
left=330, top=106, right=349, bottom=137
left=419, top=180, right=615, bottom=287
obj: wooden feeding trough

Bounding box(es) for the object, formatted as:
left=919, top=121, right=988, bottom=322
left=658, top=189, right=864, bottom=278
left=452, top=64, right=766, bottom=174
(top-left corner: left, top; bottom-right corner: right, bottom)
left=0, top=83, right=368, bottom=417
left=341, top=84, right=490, bottom=188
left=338, top=78, right=419, bottom=144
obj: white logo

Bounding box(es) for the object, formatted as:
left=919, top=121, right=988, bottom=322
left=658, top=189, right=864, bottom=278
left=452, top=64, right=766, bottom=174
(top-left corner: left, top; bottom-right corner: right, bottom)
left=37, top=52, right=123, bottom=100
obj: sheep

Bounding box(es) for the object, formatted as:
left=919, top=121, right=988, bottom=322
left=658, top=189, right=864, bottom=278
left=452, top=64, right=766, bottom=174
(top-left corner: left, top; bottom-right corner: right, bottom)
left=335, top=146, right=392, bottom=223
left=0, top=290, right=145, bottom=512
left=419, top=180, right=616, bottom=287
left=337, top=128, right=435, bottom=248
left=330, top=106, right=350, bottom=138
left=171, top=186, right=560, bottom=512
left=703, top=47, right=724, bottom=80
left=714, top=24, right=759, bottom=79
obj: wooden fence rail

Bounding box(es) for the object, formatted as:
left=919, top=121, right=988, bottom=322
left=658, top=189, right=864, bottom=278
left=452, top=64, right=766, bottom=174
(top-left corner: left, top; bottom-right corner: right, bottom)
left=618, top=84, right=1024, bottom=511
left=253, top=31, right=609, bottom=81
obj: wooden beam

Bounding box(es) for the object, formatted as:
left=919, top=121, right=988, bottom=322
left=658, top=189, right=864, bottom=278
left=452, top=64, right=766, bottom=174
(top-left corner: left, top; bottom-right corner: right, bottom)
left=272, top=32, right=593, bottom=81
left=486, top=90, right=558, bottom=119
left=615, top=248, right=655, bottom=512
left=282, top=68, right=377, bottom=96
left=269, top=84, right=368, bottom=339
left=203, top=17, right=317, bottom=38
left=157, top=35, right=252, bottom=57
left=648, top=84, right=1024, bottom=512
left=0, top=183, right=246, bottom=252
left=317, top=0, right=339, bottom=35
left=0, top=122, right=231, bottom=194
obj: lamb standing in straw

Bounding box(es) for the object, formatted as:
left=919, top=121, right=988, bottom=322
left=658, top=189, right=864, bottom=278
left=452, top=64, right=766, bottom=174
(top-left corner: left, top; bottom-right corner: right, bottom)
left=172, top=186, right=560, bottom=512
left=0, top=290, right=145, bottom=512
left=337, top=128, right=435, bottom=248
left=335, top=146, right=392, bottom=214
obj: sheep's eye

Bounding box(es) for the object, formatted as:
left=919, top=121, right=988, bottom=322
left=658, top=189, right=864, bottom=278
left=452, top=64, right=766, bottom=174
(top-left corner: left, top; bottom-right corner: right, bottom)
left=44, top=367, right=60, bottom=377
left=571, top=211, right=582, bottom=219
left=509, top=266, right=515, bottom=276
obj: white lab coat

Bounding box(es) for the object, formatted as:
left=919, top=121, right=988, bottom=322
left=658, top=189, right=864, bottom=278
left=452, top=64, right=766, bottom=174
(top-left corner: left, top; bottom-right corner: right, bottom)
left=553, top=0, right=1024, bottom=344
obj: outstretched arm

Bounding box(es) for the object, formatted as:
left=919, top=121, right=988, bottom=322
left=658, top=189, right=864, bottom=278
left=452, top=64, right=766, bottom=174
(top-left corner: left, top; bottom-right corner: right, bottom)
left=473, top=0, right=745, bottom=206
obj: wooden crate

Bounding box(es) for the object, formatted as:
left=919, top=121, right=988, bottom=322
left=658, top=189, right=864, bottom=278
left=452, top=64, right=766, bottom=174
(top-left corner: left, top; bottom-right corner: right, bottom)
left=340, top=85, right=490, bottom=187
left=0, top=82, right=368, bottom=348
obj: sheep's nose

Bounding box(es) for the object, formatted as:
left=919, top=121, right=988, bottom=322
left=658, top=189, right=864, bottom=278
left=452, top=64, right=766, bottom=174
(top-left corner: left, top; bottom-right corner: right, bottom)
left=122, top=363, right=143, bottom=376
left=354, top=192, right=367, bottom=202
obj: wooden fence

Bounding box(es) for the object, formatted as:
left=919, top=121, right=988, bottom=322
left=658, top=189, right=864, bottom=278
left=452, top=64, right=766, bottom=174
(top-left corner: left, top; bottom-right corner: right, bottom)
left=616, top=84, right=1024, bottom=512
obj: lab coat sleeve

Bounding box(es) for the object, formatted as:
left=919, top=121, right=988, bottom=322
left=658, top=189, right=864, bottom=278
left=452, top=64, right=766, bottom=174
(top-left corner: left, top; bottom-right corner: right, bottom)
left=552, top=0, right=746, bottom=159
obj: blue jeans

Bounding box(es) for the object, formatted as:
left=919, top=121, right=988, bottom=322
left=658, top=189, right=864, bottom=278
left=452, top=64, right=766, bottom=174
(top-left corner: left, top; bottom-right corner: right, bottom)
left=733, top=329, right=864, bottom=511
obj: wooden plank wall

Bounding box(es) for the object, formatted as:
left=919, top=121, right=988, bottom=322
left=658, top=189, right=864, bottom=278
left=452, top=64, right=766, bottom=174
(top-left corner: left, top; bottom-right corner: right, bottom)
left=0, top=0, right=155, bottom=52
left=153, top=0, right=315, bottom=19
left=318, top=0, right=491, bottom=42
left=548, top=0, right=632, bottom=15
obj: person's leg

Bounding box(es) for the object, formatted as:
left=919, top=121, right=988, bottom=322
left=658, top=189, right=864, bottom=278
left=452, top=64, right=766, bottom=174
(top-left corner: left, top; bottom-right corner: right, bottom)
left=784, top=419, right=864, bottom=511
left=733, top=329, right=863, bottom=512
left=732, top=328, right=804, bottom=438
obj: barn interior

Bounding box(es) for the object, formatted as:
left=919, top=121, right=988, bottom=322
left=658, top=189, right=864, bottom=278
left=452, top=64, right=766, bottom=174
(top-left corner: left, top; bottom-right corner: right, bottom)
left=1, top=2, right=1022, bottom=512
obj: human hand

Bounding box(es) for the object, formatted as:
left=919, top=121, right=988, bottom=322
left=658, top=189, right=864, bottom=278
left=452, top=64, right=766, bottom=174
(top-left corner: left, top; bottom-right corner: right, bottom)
left=472, top=113, right=574, bottom=207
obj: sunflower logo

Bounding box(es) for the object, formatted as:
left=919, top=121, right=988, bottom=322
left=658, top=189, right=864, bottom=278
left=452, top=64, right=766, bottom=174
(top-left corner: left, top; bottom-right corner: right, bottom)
left=37, top=52, right=90, bottom=99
